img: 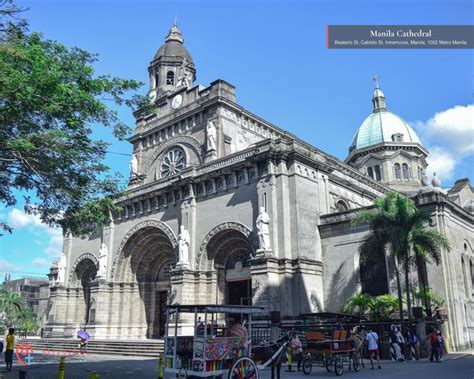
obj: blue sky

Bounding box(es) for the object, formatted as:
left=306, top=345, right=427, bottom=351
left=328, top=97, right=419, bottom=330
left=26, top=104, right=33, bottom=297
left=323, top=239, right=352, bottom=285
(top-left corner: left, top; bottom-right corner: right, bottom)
left=1, top=0, right=472, bottom=280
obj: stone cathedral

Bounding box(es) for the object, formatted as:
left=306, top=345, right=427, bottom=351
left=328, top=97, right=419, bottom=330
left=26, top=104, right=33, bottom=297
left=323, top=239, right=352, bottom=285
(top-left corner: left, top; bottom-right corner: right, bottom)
left=46, top=23, right=473, bottom=351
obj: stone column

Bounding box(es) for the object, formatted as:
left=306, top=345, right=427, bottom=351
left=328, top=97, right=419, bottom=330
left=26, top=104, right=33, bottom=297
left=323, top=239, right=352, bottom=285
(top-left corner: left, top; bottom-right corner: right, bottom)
left=47, top=284, right=74, bottom=336
left=249, top=256, right=280, bottom=314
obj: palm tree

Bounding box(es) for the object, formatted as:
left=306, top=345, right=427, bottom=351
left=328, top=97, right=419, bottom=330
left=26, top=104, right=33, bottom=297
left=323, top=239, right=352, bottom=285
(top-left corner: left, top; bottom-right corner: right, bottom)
left=341, top=292, right=373, bottom=315
left=0, top=290, right=23, bottom=321
left=353, top=192, right=450, bottom=321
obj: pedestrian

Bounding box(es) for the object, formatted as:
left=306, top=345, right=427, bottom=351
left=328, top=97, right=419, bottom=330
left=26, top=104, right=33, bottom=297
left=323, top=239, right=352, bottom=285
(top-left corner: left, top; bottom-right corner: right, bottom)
left=406, top=329, right=419, bottom=360
left=5, top=328, right=15, bottom=372
left=79, top=337, right=87, bottom=355
left=365, top=327, right=381, bottom=369
left=436, top=330, right=444, bottom=362
left=389, top=325, right=405, bottom=361
left=429, top=329, right=440, bottom=363
left=290, top=333, right=303, bottom=371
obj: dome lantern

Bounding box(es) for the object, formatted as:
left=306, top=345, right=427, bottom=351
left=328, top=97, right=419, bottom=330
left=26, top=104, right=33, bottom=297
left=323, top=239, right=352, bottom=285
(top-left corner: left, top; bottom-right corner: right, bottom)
left=371, top=75, right=386, bottom=112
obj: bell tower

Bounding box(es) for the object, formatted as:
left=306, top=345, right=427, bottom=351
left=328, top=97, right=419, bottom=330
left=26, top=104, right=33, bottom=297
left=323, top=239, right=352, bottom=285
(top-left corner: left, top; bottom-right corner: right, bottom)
left=148, top=21, right=196, bottom=98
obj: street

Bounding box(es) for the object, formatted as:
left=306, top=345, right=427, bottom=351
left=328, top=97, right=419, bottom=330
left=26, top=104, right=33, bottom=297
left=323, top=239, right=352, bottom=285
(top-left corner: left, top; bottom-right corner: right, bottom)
left=0, top=352, right=472, bottom=379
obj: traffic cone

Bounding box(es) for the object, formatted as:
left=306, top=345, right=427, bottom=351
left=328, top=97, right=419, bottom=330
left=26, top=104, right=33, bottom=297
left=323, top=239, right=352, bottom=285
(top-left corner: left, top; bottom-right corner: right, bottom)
left=58, top=356, right=65, bottom=379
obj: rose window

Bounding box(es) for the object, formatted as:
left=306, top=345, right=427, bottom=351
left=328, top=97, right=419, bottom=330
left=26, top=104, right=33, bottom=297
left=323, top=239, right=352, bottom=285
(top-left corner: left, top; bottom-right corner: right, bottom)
left=160, top=147, right=186, bottom=178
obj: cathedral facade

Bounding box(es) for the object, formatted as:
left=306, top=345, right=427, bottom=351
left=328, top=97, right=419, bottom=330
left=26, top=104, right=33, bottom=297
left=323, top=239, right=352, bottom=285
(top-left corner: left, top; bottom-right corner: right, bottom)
left=46, top=24, right=473, bottom=351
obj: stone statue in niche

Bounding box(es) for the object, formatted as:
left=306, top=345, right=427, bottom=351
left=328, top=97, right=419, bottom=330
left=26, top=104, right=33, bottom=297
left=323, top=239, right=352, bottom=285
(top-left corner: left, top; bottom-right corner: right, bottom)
left=130, top=153, right=138, bottom=177
left=206, top=120, right=217, bottom=152
left=56, top=252, right=66, bottom=284
left=256, top=207, right=271, bottom=251
left=97, top=243, right=108, bottom=278
left=177, top=225, right=190, bottom=266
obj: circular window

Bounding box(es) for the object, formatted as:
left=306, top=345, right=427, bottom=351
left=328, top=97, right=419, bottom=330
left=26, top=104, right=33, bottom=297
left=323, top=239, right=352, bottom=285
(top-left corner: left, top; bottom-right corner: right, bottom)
left=160, top=147, right=186, bottom=178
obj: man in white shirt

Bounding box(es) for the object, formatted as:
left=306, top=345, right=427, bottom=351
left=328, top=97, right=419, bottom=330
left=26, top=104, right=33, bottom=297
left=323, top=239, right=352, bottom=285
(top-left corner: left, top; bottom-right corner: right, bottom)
left=366, top=327, right=382, bottom=369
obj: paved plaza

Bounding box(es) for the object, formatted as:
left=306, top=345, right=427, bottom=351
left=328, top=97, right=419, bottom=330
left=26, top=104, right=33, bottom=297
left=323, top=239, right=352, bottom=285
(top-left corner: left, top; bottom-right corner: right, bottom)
left=1, top=352, right=472, bottom=379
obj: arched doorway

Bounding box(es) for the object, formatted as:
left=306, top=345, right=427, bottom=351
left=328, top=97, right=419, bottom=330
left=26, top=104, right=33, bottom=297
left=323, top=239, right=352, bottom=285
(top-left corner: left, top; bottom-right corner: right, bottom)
left=205, top=226, right=254, bottom=306
left=113, top=221, right=177, bottom=338
left=71, top=255, right=98, bottom=325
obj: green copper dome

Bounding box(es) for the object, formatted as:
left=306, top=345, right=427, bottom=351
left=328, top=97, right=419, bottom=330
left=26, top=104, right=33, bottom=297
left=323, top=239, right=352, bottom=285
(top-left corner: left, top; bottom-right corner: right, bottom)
left=350, top=110, right=421, bottom=150
left=349, top=84, right=421, bottom=151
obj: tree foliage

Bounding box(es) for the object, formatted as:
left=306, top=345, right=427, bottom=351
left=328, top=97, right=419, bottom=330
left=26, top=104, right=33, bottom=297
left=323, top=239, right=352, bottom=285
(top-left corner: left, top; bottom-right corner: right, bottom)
left=0, top=289, right=22, bottom=320
left=0, top=0, right=148, bottom=235
left=341, top=292, right=400, bottom=321
left=352, top=192, right=450, bottom=320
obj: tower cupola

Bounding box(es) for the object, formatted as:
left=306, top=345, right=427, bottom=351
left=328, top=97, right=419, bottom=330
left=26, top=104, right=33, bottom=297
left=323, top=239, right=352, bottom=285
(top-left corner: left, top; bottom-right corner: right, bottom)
left=148, top=22, right=196, bottom=97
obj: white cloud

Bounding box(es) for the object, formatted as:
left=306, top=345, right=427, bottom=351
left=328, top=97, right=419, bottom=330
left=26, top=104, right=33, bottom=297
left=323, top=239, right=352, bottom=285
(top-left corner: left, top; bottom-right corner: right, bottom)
left=411, top=104, right=473, bottom=184
left=424, top=105, right=474, bottom=155
left=5, top=208, right=63, bottom=260
left=44, top=229, right=63, bottom=258
left=7, top=208, right=43, bottom=229
left=0, top=259, right=20, bottom=272
left=425, top=147, right=456, bottom=183
left=32, top=257, right=49, bottom=268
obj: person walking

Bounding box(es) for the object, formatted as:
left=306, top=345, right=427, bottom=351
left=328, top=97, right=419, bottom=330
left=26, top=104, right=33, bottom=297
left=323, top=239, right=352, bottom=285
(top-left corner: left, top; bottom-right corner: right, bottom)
left=290, top=333, right=303, bottom=371
left=436, top=330, right=444, bottom=362
left=4, top=328, right=15, bottom=372
left=406, top=330, right=419, bottom=360
left=389, top=325, right=405, bottom=361
left=365, top=327, right=381, bottom=369
left=79, top=337, right=87, bottom=355
left=429, top=329, right=440, bottom=363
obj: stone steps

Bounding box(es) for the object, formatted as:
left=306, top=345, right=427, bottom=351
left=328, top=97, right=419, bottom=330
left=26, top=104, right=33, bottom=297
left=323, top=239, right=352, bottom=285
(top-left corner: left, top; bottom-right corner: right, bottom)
left=21, top=338, right=164, bottom=357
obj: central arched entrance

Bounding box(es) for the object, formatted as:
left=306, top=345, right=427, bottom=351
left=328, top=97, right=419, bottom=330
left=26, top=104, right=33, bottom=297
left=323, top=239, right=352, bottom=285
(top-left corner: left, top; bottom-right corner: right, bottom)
left=113, top=221, right=177, bottom=338
left=204, top=225, right=254, bottom=306
left=70, top=254, right=98, bottom=326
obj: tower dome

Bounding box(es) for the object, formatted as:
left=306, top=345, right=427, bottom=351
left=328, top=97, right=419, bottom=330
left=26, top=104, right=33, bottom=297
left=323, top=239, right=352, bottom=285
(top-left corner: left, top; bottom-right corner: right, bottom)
left=345, top=77, right=429, bottom=195
left=349, top=110, right=421, bottom=151
left=148, top=22, right=196, bottom=95
left=153, top=24, right=193, bottom=63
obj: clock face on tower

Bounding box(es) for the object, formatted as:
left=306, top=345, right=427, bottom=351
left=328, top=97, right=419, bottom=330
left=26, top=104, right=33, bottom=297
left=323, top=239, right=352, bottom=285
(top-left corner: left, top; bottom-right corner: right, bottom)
left=171, top=94, right=183, bottom=109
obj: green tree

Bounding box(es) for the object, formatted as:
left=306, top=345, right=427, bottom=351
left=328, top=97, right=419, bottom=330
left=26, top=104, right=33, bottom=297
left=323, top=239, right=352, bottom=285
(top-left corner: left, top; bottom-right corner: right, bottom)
left=0, top=0, right=149, bottom=236
left=341, top=292, right=373, bottom=315
left=18, top=307, right=39, bottom=334
left=0, top=289, right=22, bottom=320
left=353, top=192, right=450, bottom=322
left=411, top=286, right=445, bottom=315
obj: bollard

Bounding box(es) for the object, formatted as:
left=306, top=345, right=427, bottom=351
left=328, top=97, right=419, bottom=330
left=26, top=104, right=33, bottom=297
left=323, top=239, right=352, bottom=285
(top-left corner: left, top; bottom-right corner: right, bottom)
left=90, top=372, right=99, bottom=379
left=286, top=346, right=293, bottom=372
left=157, top=353, right=164, bottom=378
left=58, top=356, right=65, bottom=379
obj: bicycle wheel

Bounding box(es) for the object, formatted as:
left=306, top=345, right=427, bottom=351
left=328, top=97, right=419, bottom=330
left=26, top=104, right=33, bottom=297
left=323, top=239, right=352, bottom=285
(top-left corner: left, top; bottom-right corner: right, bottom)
left=334, top=354, right=343, bottom=376
left=302, top=356, right=312, bottom=375
left=228, top=356, right=259, bottom=379
left=325, top=354, right=333, bottom=372
left=353, top=354, right=361, bottom=372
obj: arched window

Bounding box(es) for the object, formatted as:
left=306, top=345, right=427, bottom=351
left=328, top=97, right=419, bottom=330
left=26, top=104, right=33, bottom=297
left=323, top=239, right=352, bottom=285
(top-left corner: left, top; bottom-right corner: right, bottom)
left=335, top=200, right=349, bottom=212
left=394, top=163, right=401, bottom=180
left=470, top=260, right=474, bottom=288
left=462, top=257, right=469, bottom=297
left=166, top=71, right=174, bottom=85
left=402, top=163, right=409, bottom=179
left=367, top=167, right=374, bottom=179
left=155, top=73, right=159, bottom=88
left=374, top=165, right=382, bottom=181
